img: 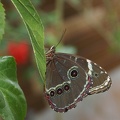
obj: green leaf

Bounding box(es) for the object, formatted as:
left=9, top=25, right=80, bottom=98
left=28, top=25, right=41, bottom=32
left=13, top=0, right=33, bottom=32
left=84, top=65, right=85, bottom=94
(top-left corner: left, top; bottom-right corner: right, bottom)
left=11, top=0, right=46, bottom=83
left=0, top=56, right=26, bottom=120
left=0, top=2, right=5, bottom=42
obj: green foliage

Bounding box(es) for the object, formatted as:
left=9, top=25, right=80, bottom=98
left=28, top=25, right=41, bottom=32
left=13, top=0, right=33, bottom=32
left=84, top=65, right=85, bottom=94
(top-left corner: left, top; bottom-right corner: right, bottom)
left=40, top=11, right=58, bottom=26
left=0, top=2, right=5, bottom=42
left=0, top=56, right=26, bottom=120
left=112, top=27, right=120, bottom=49
left=11, top=0, right=46, bottom=83
left=0, top=0, right=46, bottom=119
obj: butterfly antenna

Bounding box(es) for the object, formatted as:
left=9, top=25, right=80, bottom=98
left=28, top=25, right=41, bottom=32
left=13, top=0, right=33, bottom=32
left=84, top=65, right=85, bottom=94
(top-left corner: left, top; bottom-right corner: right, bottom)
left=55, top=28, right=67, bottom=48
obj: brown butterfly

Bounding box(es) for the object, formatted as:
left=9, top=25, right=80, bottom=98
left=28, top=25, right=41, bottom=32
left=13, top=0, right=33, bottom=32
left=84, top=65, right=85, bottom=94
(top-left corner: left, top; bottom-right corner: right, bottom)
left=44, top=45, right=112, bottom=113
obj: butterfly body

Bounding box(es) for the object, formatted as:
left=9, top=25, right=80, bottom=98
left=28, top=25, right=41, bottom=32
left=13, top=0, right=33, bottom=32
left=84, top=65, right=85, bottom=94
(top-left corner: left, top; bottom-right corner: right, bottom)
left=45, top=46, right=112, bottom=113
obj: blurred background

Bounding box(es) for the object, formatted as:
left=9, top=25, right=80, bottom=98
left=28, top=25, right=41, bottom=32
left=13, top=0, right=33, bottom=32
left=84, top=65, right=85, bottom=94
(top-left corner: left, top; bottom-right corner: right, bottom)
left=1, top=0, right=120, bottom=120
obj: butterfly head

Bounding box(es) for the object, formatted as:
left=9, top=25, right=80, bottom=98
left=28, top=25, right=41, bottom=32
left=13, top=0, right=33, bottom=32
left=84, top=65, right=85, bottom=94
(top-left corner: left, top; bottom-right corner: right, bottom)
left=50, top=46, right=55, bottom=51
left=46, top=46, right=56, bottom=61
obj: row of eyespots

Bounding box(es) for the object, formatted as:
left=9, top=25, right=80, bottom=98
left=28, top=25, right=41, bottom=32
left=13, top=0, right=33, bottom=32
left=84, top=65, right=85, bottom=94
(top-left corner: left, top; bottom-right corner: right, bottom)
left=49, top=84, right=70, bottom=97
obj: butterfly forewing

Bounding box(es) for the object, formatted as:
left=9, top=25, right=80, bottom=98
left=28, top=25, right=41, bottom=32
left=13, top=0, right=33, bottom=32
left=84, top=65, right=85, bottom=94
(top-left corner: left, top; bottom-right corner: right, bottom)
left=45, top=53, right=92, bottom=112
left=57, top=53, right=112, bottom=95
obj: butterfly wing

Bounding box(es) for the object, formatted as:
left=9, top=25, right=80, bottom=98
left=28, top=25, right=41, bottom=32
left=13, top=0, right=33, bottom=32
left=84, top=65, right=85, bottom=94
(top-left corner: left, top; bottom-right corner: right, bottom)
left=57, top=53, right=112, bottom=95
left=45, top=53, right=92, bottom=112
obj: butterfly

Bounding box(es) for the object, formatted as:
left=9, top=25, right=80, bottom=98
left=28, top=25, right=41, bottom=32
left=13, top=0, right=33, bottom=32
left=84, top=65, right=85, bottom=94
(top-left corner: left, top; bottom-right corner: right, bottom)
left=45, top=46, right=112, bottom=113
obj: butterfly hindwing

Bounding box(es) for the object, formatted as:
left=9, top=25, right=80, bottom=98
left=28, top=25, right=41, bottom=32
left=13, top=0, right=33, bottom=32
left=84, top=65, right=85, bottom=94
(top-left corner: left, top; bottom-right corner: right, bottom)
left=45, top=53, right=92, bottom=112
